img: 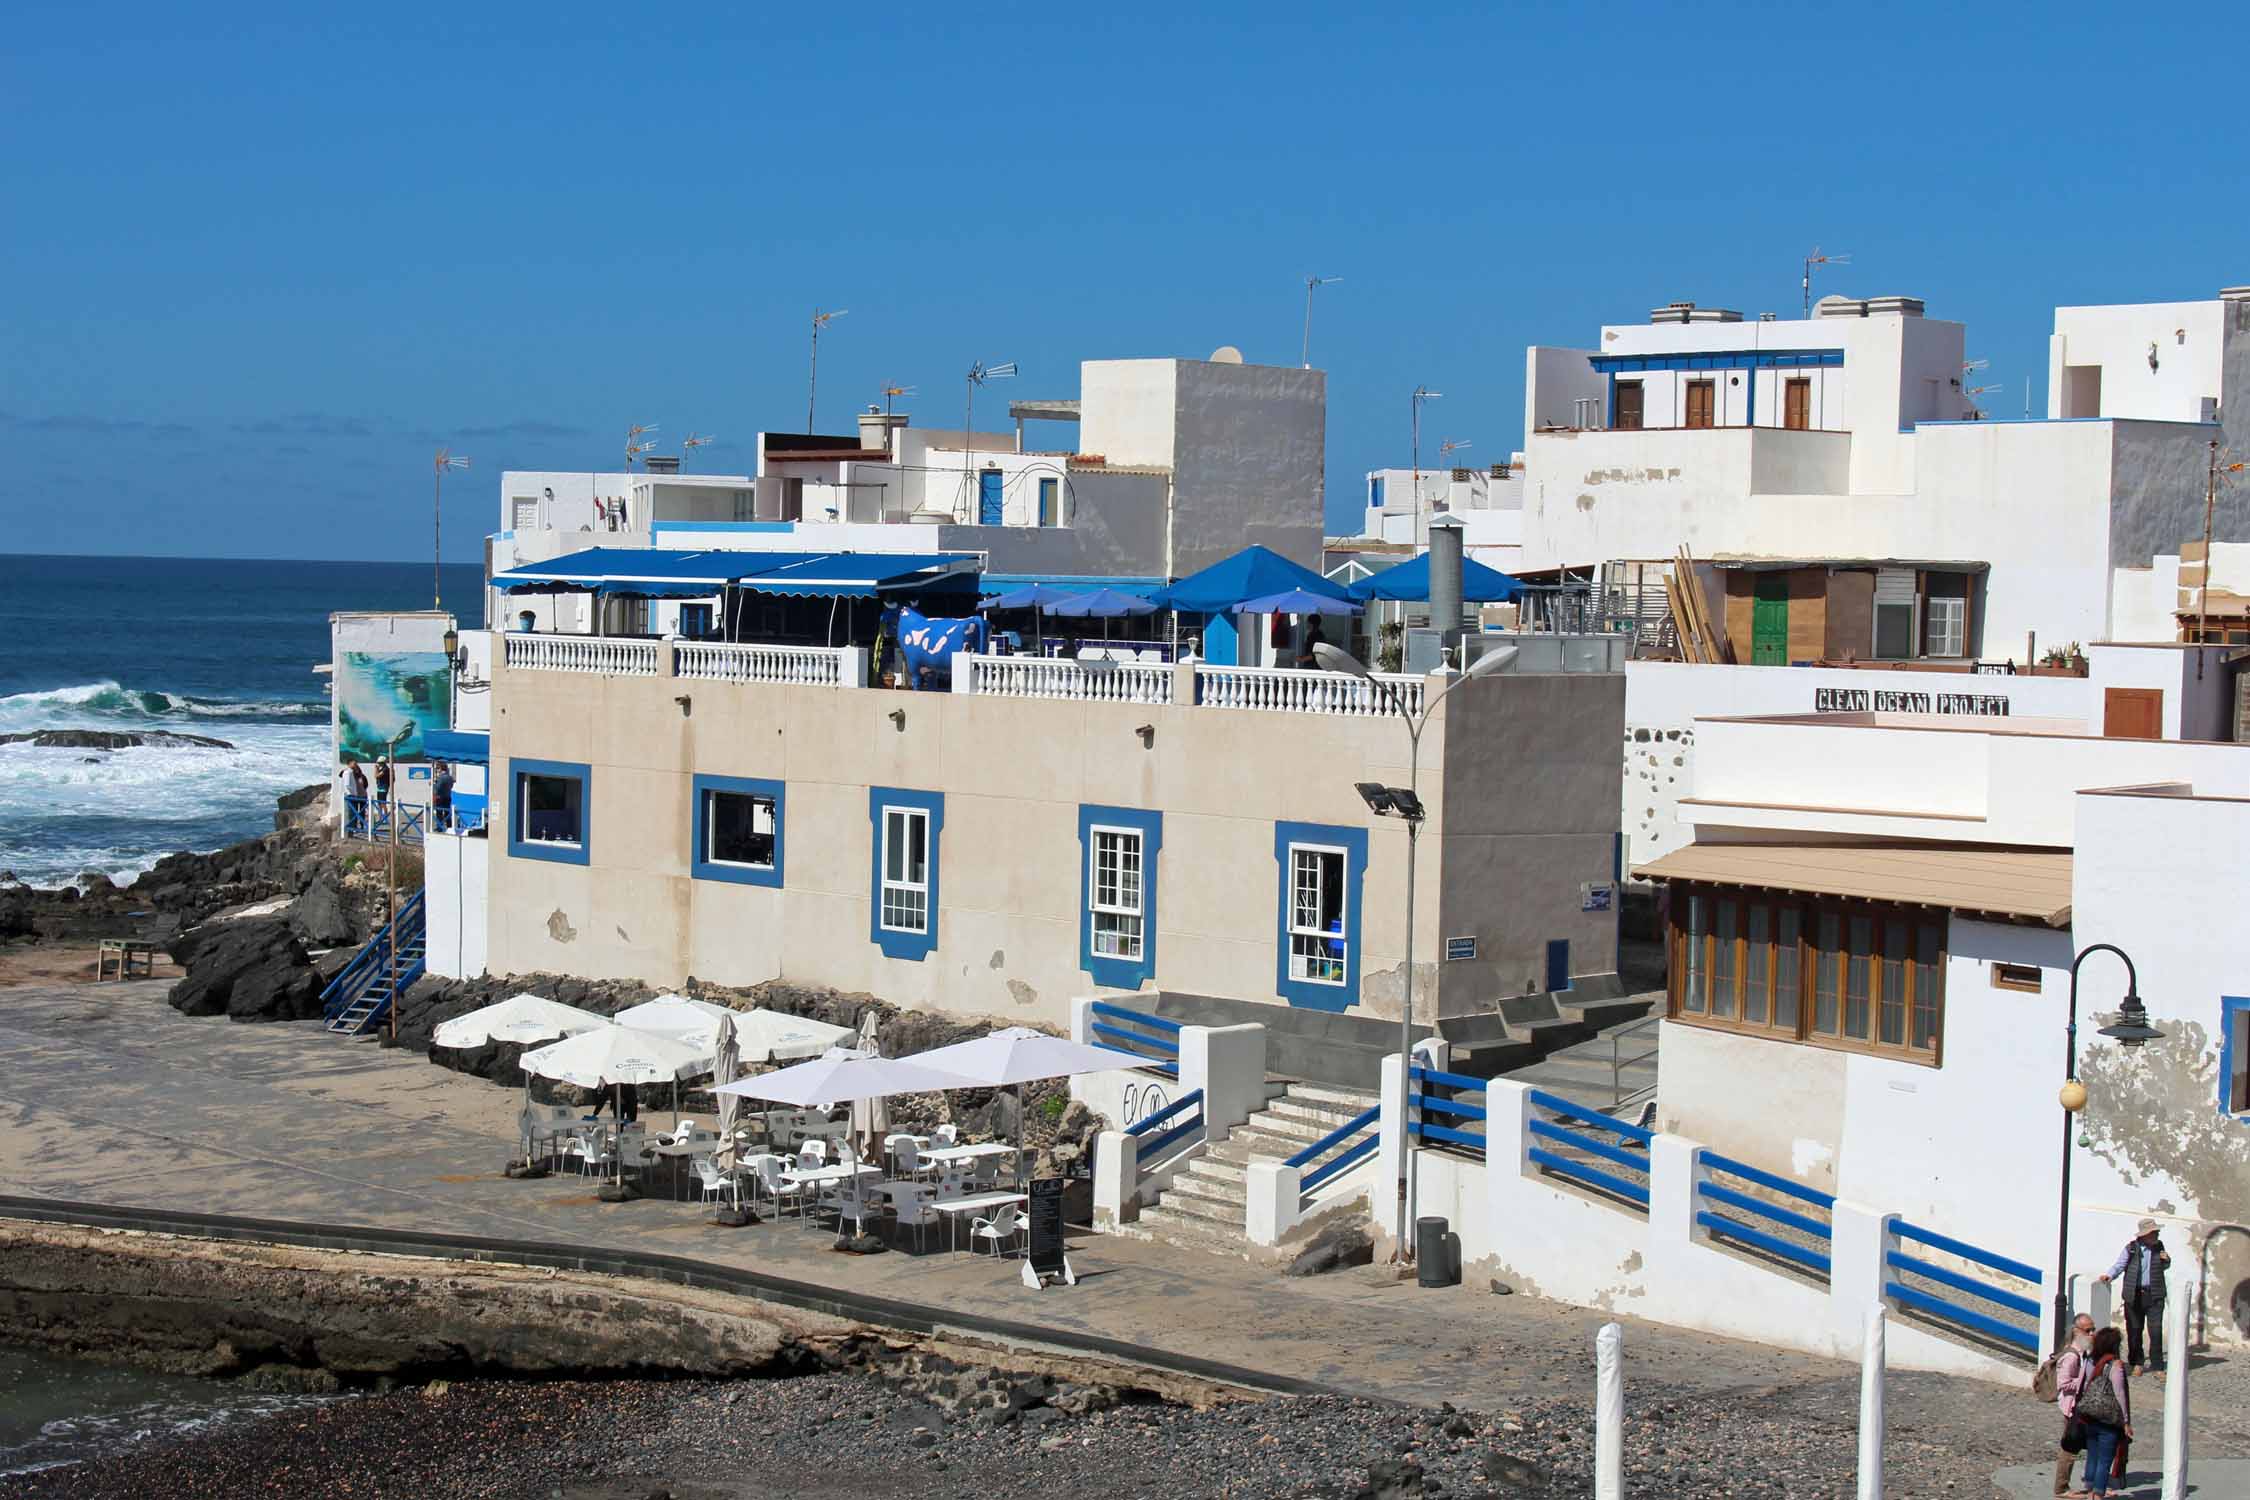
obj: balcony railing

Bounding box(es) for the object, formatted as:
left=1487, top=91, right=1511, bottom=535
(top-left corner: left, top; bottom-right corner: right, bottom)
left=503, top=634, right=660, bottom=676
left=963, top=652, right=1173, bottom=704
left=676, top=641, right=860, bottom=687
left=1194, top=663, right=1424, bottom=717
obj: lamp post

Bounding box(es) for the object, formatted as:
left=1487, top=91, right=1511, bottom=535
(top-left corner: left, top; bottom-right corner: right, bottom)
left=2053, top=942, right=2165, bottom=1345
left=1315, top=639, right=1517, bottom=1259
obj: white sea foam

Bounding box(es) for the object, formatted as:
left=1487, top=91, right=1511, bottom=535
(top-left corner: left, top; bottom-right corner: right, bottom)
left=0, top=680, right=324, bottom=729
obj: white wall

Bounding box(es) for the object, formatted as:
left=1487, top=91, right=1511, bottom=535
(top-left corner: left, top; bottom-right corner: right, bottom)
left=423, top=830, right=489, bottom=980
left=2049, top=301, right=2225, bottom=423
left=1524, top=346, right=1606, bottom=434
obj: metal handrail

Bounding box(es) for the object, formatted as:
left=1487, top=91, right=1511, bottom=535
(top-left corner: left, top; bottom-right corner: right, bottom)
left=1283, top=1106, right=1379, bottom=1169
left=1891, top=1220, right=2041, bottom=1283
left=1127, top=1089, right=1204, bottom=1161
left=1610, top=1015, right=1660, bottom=1110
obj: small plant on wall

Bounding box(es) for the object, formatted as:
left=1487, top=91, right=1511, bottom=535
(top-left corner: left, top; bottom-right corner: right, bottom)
left=1376, top=620, right=1405, bottom=674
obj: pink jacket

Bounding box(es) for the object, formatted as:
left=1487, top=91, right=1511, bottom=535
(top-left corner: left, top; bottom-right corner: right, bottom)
left=2061, top=1353, right=2130, bottom=1426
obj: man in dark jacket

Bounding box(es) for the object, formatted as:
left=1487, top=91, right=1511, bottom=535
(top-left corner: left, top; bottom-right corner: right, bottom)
left=2096, top=1217, right=2172, bottom=1374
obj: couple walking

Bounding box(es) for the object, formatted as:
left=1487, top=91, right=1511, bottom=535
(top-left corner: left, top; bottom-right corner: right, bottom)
left=2048, top=1220, right=2170, bottom=1498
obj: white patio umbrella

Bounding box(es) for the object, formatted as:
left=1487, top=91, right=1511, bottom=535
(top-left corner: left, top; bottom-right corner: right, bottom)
left=433, top=994, right=610, bottom=1166
left=731, top=1007, right=854, bottom=1063
left=520, top=1024, right=710, bottom=1183
left=713, top=1046, right=977, bottom=1109
left=712, top=1010, right=742, bottom=1164
left=906, top=1026, right=1149, bottom=1187
left=612, top=994, right=737, bottom=1126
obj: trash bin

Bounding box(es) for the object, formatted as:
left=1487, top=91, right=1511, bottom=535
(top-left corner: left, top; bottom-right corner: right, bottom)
left=1416, top=1216, right=1459, bottom=1287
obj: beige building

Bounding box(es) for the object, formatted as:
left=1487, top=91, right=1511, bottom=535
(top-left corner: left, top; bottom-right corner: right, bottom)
left=476, top=638, right=1623, bottom=1059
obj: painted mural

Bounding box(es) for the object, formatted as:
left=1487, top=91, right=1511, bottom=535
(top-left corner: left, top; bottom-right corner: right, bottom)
left=336, top=651, right=451, bottom=762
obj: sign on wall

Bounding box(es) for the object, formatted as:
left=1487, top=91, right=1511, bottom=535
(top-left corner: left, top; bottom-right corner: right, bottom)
left=1444, top=936, right=1478, bottom=961
left=1581, top=882, right=1615, bottom=913
left=1813, top=687, right=2009, bottom=716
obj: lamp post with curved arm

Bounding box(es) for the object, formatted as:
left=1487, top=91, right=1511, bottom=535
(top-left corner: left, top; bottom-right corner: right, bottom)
left=1315, top=639, right=1517, bottom=1259
left=2054, top=942, right=2165, bottom=1345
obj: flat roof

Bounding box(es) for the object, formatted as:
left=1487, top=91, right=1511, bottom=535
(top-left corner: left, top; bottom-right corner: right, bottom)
left=1633, top=841, right=2073, bottom=926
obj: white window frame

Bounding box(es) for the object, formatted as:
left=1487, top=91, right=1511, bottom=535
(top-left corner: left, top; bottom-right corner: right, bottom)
left=519, top=772, right=584, bottom=848
left=702, top=788, right=777, bottom=872
left=1924, top=594, right=1966, bottom=658
left=1088, top=824, right=1145, bottom=962
left=1287, top=841, right=1349, bottom=985
left=879, top=805, right=930, bottom=935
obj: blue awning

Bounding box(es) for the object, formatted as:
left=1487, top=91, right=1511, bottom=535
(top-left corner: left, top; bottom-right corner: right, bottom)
left=979, top=573, right=1169, bottom=602
left=490, top=547, right=977, bottom=600
left=1347, top=552, right=1523, bottom=603
left=731, top=553, right=982, bottom=599
left=422, top=729, right=489, bottom=764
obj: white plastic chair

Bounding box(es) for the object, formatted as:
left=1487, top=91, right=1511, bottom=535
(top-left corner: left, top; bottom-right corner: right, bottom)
left=933, top=1123, right=960, bottom=1148
left=889, top=1138, right=921, bottom=1180
left=689, top=1155, right=736, bottom=1213
left=759, top=1155, right=810, bottom=1220
left=889, top=1183, right=939, bottom=1253
left=970, top=1202, right=1023, bottom=1258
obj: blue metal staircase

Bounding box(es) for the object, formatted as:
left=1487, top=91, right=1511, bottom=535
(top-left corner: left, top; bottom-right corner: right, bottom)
left=321, top=889, right=426, bottom=1036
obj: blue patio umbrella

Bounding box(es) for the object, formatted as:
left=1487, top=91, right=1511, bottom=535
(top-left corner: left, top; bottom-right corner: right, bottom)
left=983, top=582, right=1083, bottom=610
left=1346, top=552, right=1522, bottom=603
left=1047, top=588, right=1159, bottom=619
left=1236, top=588, right=1364, bottom=616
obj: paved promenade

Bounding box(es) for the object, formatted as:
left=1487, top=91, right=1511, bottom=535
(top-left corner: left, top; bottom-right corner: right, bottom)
left=3, top=980, right=2246, bottom=1489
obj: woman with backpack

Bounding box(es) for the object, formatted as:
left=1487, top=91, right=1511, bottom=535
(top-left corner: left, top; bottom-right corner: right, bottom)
left=2065, top=1326, right=2132, bottom=1498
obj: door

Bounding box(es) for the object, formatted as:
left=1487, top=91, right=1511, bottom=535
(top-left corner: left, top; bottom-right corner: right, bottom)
left=1545, top=938, right=1572, bottom=994
left=2103, top=687, right=2163, bottom=740
left=1751, top=574, right=1790, bottom=664
left=977, top=469, right=1005, bottom=525
left=1685, top=379, right=1716, bottom=429
left=1613, top=381, right=1643, bottom=431
left=1784, top=378, right=1812, bottom=431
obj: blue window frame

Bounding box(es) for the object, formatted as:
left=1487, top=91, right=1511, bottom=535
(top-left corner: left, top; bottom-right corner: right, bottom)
left=691, top=774, right=784, bottom=888
left=1370, top=475, right=1385, bottom=508
left=2221, top=995, right=2250, bottom=1120
left=679, top=603, right=714, bottom=637
left=507, top=757, right=590, bottom=866
left=1273, top=821, right=1367, bottom=1012
left=868, top=788, right=943, bottom=961
left=1038, top=477, right=1059, bottom=527
left=1079, top=805, right=1161, bottom=990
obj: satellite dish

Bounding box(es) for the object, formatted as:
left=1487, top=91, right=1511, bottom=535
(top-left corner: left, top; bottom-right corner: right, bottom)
left=1208, top=345, right=1245, bottom=365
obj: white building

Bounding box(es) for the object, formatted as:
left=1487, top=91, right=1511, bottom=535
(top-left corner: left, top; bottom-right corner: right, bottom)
left=1357, top=460, right=1526, bottom=570
left=1517, top=287, right=2250, bottom=660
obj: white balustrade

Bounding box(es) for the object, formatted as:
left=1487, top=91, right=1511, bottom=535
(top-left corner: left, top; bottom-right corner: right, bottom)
left=965, top=652, right=1174, bottom=705
left=674, top=641, right=857, bottom=687
left=502, top=633, right=660, bottom=676
left=1192, top=664, right=1424, bottom=718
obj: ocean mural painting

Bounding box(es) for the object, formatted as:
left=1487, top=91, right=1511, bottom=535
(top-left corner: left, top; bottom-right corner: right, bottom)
left=336, top=652, right=451, bottom=762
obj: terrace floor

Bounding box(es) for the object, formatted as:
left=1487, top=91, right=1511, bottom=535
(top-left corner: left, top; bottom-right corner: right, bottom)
left=1, top=981, right=2245, bottom=1485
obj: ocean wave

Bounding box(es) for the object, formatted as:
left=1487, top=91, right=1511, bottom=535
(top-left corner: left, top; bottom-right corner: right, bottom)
left=0, top=681, right=326, bottom=728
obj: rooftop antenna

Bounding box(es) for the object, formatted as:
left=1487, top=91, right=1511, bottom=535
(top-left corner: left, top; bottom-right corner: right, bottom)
left=1301, top=274, right=1342, bottom=369
left=881, top=382, right=916, bottom=419
left=682, top=433, right=715, bottom=470
left=961, top=360, right=1017, bottom=518
left=1802, top=246, right=1851, bottom=317
left=1437, top=438, right=1472, bottom=468
left=2024, top=376, right=2032, bottom=420
left=431, top=448, right=470, bottom=611
left=807, top=308, right=848, bottom=432
left=1411, top=386, right=1442, bottom=538
left=1960, top=359, right=1995, bottom=419
left=625, top=423, right=658, bottom=471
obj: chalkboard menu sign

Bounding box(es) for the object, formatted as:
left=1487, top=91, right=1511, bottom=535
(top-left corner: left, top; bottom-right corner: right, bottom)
left=1027, top=1177, right=1068, bottom=1279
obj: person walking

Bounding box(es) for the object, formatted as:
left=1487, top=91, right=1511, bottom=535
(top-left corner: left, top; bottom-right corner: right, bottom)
left=2095, top=1218, right=2171, bottom=1374
left=2049, top=1312, right=2096, bottom=1497
left=2069, top=1326, right=2132, bottom=1498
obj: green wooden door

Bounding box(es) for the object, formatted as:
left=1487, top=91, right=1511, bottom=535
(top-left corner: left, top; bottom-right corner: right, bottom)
left=1751, top=575, right=1789, bottom=665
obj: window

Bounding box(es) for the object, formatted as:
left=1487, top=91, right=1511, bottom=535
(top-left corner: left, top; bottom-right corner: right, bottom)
left=867, top=788, right=943, bottom=960
left=1038, top=477, right=1060, bottom=527
left=1993, top=963, right=2044, bottom=993
left=678, top=603, right=714, bottom=638
left=2226, top=998, right=2250, bottom=1116
left=1613, top=380, right=1644, bottom=431
left=1089, top=827, right=1144, bottom=960
left=1924, top=596, right=1966, bottom=658
left=510, top=496, right=540, bottom=530
left=1667, top=883, right=1943, bottom=1064
left=691, top=775, right=783, bottom=887
left=1287, top=845, right=1347, bottom=984
left=1685, top=379, right=1716, bottom=429
left=881, top=807, right=931, bottom=934
left=1370, top=475, right=1386, bottom=507
left=1784, top=377, right=1812, bottom=431
left=506, top=758, right=589, bottom=866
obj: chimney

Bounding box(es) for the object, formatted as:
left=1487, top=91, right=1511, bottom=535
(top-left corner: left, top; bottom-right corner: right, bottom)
left=642, top=454, right=680, bottom=474
left=1430, top=520, right=1465, bottom=663
left=1649, top=302, right=1743, bottom=324
left=857, top=406, right=907, bottom=454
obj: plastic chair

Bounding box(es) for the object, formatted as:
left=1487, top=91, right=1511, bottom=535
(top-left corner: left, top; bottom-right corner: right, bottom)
left=932, top=1123, right=960, bottom=1148
left=889, top=1183, right=939, bottom=1253
left=689, top=1155, right=736, bottom=1214
left=759, top=1155, right=810, bottom=1220
left=798, top=1139, right=828, bottom=1168
left=970, top=1202, right=1024, bottom=1258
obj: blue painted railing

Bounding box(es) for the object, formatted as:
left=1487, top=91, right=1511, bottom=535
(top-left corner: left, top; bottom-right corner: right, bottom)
left=320, top=890, right=426, bottom=1036
left=1285, top=1105, right=1380, bottom=1194
left=343, top=796, right=432, bottom=846
left=1696, top=1150, right=1836, bottom=1279
left=1408, top=1064, right=1488, bottom=1153
left=1526, top=1088, right=1654, bottom=1208
left=1089, top=1000, right=1180, bottom=1078
left=1126, top=1088, right=1204, bottom=1161
left=1884, top=1220, right=2042, bottom=1354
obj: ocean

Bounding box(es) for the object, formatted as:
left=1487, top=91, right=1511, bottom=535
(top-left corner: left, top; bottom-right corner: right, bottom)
left=0, top=1345, right=337, bottom=1476
left=0, top=554, right=484, bottom=889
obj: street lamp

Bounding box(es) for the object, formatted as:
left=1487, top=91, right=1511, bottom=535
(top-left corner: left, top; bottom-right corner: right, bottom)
left=1317, top=638, right=1516, bottom=1260
left=2053, top=942, right=2166, bottom=1344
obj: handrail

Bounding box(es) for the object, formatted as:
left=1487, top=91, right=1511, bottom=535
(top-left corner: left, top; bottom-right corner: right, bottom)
left=1301, top=1134, right=1379, bottom=1193
left=1284, top=1106, right=1380, bottom=1169
left=1700, top=1151, right=1837, bottom=1212
left=1610, top=1015, right=1661, bottom=1110
left=1696, top=1211, right=1832, bottom=1276
left=1088, top=1001, right=1182, bottom=1034
left=1891, top=1220, right=2041, bottom=1283
left=963, top=652, right=1173, bottom=705
left=1529, top=1087, right=1655, bottom=1144
left=1127, top=1089, right=1202, bottom=1138
left=1127, top=1089, right=1204, bottom=1162
left=1527, top=1147, right=1649, bottom=1206
left=675, top=640, right=853, bottom=687
left=1885, top=1281, right=2040, bottom=1353
left=1192, top=663, right=1427, bottom=718
left=503, top=633, right=660, bottom=676
left=1407, top=1063, right=1486, bottom=1092
left=1528, top=1119, right=1645, bottom=1175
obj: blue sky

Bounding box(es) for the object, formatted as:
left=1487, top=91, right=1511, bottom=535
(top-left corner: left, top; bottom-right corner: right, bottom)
left=2, top=3, right=2239, bottom=559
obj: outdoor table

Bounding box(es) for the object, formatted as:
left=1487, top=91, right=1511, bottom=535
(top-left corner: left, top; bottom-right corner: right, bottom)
left=918, top=1142, right=1015, bottom=1166
left=782, top=1163, right=880, bottom=1188
left=930, top=1190, right=1028, bottom=1255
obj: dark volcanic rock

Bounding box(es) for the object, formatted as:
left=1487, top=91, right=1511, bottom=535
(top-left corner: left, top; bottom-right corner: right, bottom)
left=167, top=917, right=321, bottom=1021
left=0, top=729, right=234, bottom=751
left=287, top=874, right=360, bottom=948
left=1287, top=1220, right=1376, bottom=1278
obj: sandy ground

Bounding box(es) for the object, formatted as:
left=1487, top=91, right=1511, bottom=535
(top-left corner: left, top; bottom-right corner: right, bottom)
left=0, top=941, right=180, bottom=990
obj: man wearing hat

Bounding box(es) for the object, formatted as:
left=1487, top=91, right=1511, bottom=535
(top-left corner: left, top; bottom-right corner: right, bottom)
left=2096, top=1218, right=2172, bottom=1374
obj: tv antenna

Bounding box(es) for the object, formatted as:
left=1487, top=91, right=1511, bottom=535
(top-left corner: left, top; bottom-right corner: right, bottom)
left=1301, top=273, right=1342, bottom=369
left=880, top=382, right=916, bottom=419
left=624, top=423, right=658, bottom=471
left=1802, top=246, right=1851, bottom=317
left=682, top=433, right=716, bottom=469
left=431, top=448, right=470, bottom=610
left=960, top=360, right=1017, bottom=517
left=1437, top=438, right=1472, bottom=469
left=807, top=308, right=849, bottom=432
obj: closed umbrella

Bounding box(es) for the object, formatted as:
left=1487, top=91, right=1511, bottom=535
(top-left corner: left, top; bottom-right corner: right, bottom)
left=712, top=1010, right=742, bottom=1166
left=848, top=1012, right=892, bottom=1164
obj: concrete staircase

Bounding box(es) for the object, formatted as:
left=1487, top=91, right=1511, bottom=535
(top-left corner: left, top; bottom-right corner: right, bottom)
left=1131, top=1080, right=1381, bottom=1255
left=1506, top=998, right=1664, bottom=1118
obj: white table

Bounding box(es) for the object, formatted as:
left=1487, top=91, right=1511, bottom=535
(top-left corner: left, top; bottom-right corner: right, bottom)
left=930, top=1190, right=1028, bottom=1254
left=919, top=1142, right=1016, bottom=1167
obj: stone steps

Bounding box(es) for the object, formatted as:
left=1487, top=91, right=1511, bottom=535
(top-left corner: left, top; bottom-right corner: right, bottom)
left=1129, top=1081, right=1381, bottom=1254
